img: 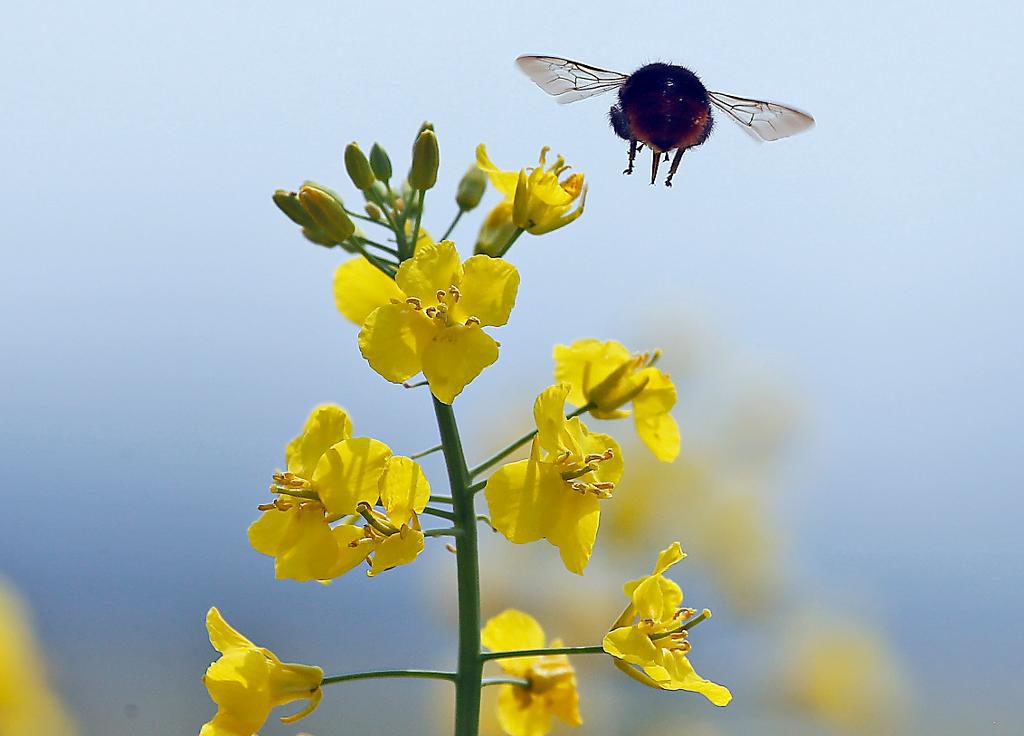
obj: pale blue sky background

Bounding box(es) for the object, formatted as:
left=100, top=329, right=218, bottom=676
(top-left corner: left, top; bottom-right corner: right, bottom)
left=1, top=1, right=1021, bottom=734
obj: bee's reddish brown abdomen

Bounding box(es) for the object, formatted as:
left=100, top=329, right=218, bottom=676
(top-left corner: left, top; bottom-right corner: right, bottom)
left=618, top=63, right=714, bottom=152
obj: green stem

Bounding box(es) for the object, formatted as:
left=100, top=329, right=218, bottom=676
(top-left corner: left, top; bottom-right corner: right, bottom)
left=429, top=494, right=454, bottom=504
left=422, top=506, right=456, bottom=522
left=469, top=403, right=593, bottom=478
left=357, top=237, right=400, bottom=256
left=321, top=669, right=457, bottom=686
left=494, top=228, right=524, bottom=258
left=423, top=527, right=460, bottom=538
left=411, top=444, right=443, bottom=460
left=368, top=189, right=409, bottom=261
left=480, top=645, right=605, bottom=661
left=441, top=209, right=464, bottom=240
left=481, top=676, right=530, bottom=688
left=432, top=398, right=482, bottom=736
left=410, top=189, right=426, bottom=256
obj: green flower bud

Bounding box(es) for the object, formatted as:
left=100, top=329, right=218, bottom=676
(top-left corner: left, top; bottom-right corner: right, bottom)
left=298, top=183, right=355, bottom=242
left=369, top=143, right=392, bottom=183
left=455, top=165, right=488, bottom=212
left=272, top=190, right=315, bottom=228
left=364, top=202, right=383, bottom=220
left=344, top=142, right=376, bottom=190
left=302, top=226, right=336, bottom=248
left=417, top=121, right=435, bottom=135
left=409, top=130, right=439, bottom=190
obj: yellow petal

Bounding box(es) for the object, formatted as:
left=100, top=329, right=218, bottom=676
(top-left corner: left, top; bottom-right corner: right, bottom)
left=285, top=404, right=353, bottom=479
left=475, top=143, right=520, bottom=198
left=636, top=412, right=681, bottom=463
left=333, top=257, right=404, bottom=325
left=661, top=650, right=732, bottom=706
left=202, top=648, right=273, bottom=736
left=420, top=324, right=498, bottom=404
left=632, top=574, right=684, bottom=623
left=553, top=339, right=632, bottom=408
left=602, top=626, right=665, bottom=677
left=543, top=487, right=601, bottom=575
left=577, top=427, right=624, bottom=485
left=395, top=240, right=462, bottom=305
left=483, top=442, right=553, bottom=544
left=206, top=608, right=256, bottom=653
left=367, top=527, right=424, bottom=576
left=379, top=456, right=431, bottom=524
left=247, top=506, right=298, bottom=558
left=497, top=684, right=552, bottom=736
left=358, top=303, right=431, bottom=384
left=633, top=367, right=677, bottom=416
left=330, top=525, right=373, bottom=578
left=269, top=504, right=344, bottom=582
left=481, top=609, right=546, bottom=677
left=312, top=437, right=392, bottom=514
left=453, top=255, right=519, bottom=327
left=532, top=384, right=573, bottom=457
left=652, top=541, right=686, bottom=575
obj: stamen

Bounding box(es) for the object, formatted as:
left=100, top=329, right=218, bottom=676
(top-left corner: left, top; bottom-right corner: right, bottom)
left=406, top=296, right=422, bottom=310
left=424, top=306, right=438, bottom=319
left=570, top=482, right=588, bottom=495
left=435, top=289, right=447, bottom=303
left=449, top=285, right=461, bottom=301
left=465, top=316, right=481, bottom=327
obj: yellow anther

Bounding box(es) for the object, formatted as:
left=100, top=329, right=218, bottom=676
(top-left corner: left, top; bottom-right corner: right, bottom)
left=424, top=306, right=438, bottom=318
left=256, top=502, right=277, bottom=512
left=406, top=296, right=422, bottom=310
left=449, top=285, right=461, bottom=301
left=465, top=316, right=481, bottom=327
left=570, top=482, right=588, bottom=494
left=436, top=289, right=447, bottom=302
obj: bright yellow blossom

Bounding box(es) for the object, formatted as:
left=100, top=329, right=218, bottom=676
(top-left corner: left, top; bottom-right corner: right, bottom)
left=482, top=610, right=581, bottom=736
left=602, top=542, right=731, bottom=706
left=337, top=240, right=519, bottom=403
left=200, top=607, right=323, bottom=736
left=248, top=404, right=431, bottom=580
left=0, top=581, right=78, bottom=736
left=476, top=145, right=586, bottom=235
left=485, top=384, right=623, bottom=574
left=554, top=338, right=681, bottom=462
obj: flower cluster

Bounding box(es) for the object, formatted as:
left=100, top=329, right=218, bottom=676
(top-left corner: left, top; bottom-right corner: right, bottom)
left=201, top=126, right=731, bottom=736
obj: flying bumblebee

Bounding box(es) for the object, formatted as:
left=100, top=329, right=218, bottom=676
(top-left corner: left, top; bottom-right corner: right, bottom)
left=516, top=55, right=815, bottom=187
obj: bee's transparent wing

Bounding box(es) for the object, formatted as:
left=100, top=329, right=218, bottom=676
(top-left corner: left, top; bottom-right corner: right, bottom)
left=515, top=55, right=628, bottom=104
left=708, top=91, right=815, bottom=142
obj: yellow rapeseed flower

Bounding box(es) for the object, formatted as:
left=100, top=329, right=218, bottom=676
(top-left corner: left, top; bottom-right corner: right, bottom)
left=337, top=240, right=519, bottom=404
left=482, top=610, right=582, bottom=736
left=0, top=581, right=78, bottom=736
left=555, top=338, right=681, bottom=462
left=602, top=543, right=731, bottom=706
left=476, top=145, right=586, bottom=235
left=484, top=384, right=623, bottom=574
left=248, top=404, right=431, bottom=580
left=200, top=607, right=323, bottom=736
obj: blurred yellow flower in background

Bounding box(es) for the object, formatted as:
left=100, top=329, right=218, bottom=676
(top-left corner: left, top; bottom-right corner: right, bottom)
left=485, top=384, right=623, bottom=574
left=603, top=543, right=731, bottom=706
left=776, top=619, right=909, bottom=734
left=476, top=144, right=586, bottom=236
left=337, top=241, right=519, bottom=403
left=0, top=581, right=78, bottom=736
left=554, top=338, right=681, bottom=462
left=481, top=610, right=582, bottom=736
left=200, top=607, right=323, bottom=736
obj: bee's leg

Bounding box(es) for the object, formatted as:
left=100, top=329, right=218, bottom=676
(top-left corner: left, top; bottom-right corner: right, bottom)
left=650, top=146, right=662, bottom=186
left=665, top=149, right=685, bottom=187
left=624, top=139, right=638, bottom=175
